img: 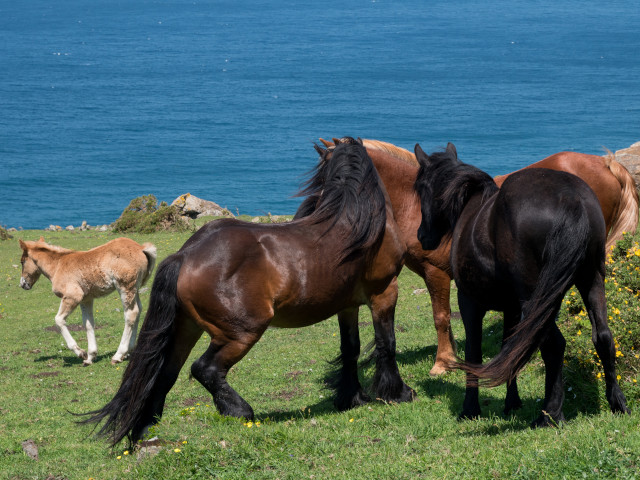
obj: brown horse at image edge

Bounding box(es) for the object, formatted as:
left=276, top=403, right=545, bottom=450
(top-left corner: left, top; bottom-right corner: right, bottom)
left=319, top=138, right=639, bottom=376
left=80, top=138, right=414, bottom=447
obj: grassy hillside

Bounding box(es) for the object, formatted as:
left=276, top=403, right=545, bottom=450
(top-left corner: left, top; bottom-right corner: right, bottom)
left=0, top=224, right=638, bottom=479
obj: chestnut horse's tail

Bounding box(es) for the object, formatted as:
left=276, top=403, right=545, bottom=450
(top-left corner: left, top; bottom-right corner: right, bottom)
left=604, top=153, right=639, bottom=249
left=80, top=253, right=183, bottom=447
left=458, top=211, right=592, bottom=387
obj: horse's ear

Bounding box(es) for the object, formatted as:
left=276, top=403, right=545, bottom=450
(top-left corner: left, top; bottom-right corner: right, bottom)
left=356, top=137, right=363, bottom=145
left=319, top=138, right=334, bottom=148
left=414, top=144, right=429, bottom=164
left=19, top=239, right=27, bottom=251
left=332, top=137, right=341, bottom=145
left=313, top=143, right=326, bottom=156
left=39, top=236, right=45, bottom=243
left=446, top=142, right=458, bottom=159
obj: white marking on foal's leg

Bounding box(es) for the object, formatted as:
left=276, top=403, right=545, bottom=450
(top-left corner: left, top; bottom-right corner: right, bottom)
left=55, top=299, right=86, bottom=361
left=111, top=291, right=140, bottom=364
left=81, top=300, right=97, bottom=366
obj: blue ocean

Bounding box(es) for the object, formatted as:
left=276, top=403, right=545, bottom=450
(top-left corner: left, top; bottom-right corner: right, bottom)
left=1, top=1, right=639, bottom=229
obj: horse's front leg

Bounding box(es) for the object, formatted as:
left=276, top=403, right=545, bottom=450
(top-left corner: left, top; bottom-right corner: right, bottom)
left=424, top=264, right=456, bottom=375
left=55, top=297, right=86, bottom=362
left=458, top=290, right=486, bottom=420
left=111, top=290, right=141, bottom=364
left=369, top=278, right=415, bottom=404
left=331, top=308, right=370, bottom=411
left=80, top=299, right=97, bottom=365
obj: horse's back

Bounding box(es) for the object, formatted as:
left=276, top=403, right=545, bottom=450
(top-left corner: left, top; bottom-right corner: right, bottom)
left=497, top=169, right=606, bottom=268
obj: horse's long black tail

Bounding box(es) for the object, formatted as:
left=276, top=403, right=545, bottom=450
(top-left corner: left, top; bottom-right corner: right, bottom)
left=459, top=209, right=592, bottom=387
left=79, top=253, right=184, bottom=446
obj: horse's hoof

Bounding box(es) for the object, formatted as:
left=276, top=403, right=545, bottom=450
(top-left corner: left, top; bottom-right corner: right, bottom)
left=530, top=411, right=565, bottom=428
left=111, top=358, right=122, bottom=365
left=504, top=398, right=523, bottom=415
left=334, top=390, right=371, bottom=411
left=429, top=362, right=450, bottom=376
left=82, top=360, right=93, bottom=367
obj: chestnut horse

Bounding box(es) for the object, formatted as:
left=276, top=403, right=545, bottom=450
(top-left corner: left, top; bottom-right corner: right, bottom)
left=19, top=237, right=157, bottom=365
left=414, top=143, right=629, bottom=426
left=320, top=138, right=638, bottom=376
left=82, top=139, right=413, bottom=447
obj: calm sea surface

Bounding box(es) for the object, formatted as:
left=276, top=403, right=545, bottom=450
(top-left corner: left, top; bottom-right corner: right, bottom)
left=1, top=1, right=640, bottom=229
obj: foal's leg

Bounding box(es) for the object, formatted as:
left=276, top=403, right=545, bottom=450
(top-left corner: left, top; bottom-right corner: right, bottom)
left=191, top=328, right=267, bottom=420
left=80, top=299, right=97, bottom=366
left=332, top=307, right=370, bottom=411
left=458, top=290, right=486, bottom=420
left=531, top=319, right=567, bottom=427
left=577, top=272, right=630, bottom=414
left=424, top=264, right=456, bottom=376
left=55, top=296, right=87, bottom=361
left=503, top=308, right=523, bottom=414
left=369, top=278, right=414, bottom=403
left=111, top=288, right=141, bottom=364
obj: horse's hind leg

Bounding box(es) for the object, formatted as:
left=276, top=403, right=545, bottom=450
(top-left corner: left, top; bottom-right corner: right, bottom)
left=369, top=278, right=414, bottom=404
left=112, top=289, right=141, bottom=364
left=424, top=264, right=456, bottom=376
left=55, top=296, right=87, bottom=362
left=503, top=308, right=523, bottom=414
left=531, top=319, right=566, bottom=427
left=191, top=331, right=265, bottom=420
left=331, top=308, right=370, bottom=411
left=577, top=271, right=630, bottom=414
left=80, top=299, right=97, bottom=366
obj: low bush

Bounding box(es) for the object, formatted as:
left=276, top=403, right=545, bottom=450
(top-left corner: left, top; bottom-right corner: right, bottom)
left=113, top=195, right=192, bottom=234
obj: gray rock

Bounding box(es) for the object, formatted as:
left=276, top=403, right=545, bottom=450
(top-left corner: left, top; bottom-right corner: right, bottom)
left=614, top=141, right=640, bottom=187
left=171, top=193, right=233, bottom=219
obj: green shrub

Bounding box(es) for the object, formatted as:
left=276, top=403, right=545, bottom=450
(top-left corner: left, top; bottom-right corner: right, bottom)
left=113, top=194, right=192, bottom=234
left=559, top=231, right=640, bottom=401
left=0, top=226, right=12, bottom=241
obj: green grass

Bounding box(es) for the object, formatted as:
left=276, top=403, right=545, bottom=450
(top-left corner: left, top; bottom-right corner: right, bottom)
left=1, top=226, right=639, bottom=479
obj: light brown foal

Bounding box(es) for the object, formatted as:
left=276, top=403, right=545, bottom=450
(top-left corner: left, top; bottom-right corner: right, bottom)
left=19, top=237, right=157, bottom=365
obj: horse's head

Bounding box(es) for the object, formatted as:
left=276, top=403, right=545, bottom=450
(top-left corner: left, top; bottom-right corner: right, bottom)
left=414, top=142, right=498, bottom=251
left=18, top=237, right=44, bottom=290
left=413, top=143, right=458, bottom=250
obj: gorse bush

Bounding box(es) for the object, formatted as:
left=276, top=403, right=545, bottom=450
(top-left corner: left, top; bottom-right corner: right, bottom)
left=559, top=231, right=640, bottom=401
left=113, top=195, right=192, bottom=234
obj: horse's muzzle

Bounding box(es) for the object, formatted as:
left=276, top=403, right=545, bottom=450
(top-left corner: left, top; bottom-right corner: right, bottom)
left=19, top=278, right=31, bottom=290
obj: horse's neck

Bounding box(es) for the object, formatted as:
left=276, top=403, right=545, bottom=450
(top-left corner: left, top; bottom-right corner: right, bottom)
left=32, top=248, right=68, bottom=280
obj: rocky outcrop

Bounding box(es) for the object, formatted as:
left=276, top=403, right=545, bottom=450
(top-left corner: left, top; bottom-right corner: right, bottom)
left=614, top=142, right=640, bottom=188
left=171, top=193, right=234, bottom=219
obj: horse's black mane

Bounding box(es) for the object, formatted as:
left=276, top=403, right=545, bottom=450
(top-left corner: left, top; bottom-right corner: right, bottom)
left=295, top=137, right=387, bottom=262
left=414, top=145, right=498, bottom=249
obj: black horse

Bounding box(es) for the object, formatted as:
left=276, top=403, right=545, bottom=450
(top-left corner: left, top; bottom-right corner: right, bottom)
left=413, top=142, right=629, bottom=426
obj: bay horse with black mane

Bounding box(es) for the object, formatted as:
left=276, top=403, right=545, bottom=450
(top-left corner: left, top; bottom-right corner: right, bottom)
left=413, top=142, right=630, bottom=426
left=319, top=138, right=638, bottom=378
left=82, top=138, right=413, bottom=447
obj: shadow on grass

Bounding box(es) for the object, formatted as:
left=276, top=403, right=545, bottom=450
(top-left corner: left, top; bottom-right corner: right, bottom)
left=35, top=352, right=117, bottom=367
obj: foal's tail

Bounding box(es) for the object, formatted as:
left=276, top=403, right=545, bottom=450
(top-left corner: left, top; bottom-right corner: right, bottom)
left=80, top=253, right=183, bottom=446
left=141, top=243, right=158, bottom=286
left=604, top=153, right=639, bottom=249
left=458, top=212, right=592, bottom=387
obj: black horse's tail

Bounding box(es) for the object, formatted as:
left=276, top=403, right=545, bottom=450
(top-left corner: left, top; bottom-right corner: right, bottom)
left=80, top=253, right=184, bottom=446
left=458, top=209, right=592, bottom=387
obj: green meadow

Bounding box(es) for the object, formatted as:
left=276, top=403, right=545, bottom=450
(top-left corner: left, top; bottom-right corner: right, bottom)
left=0, top=223, right=639, bottom=479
